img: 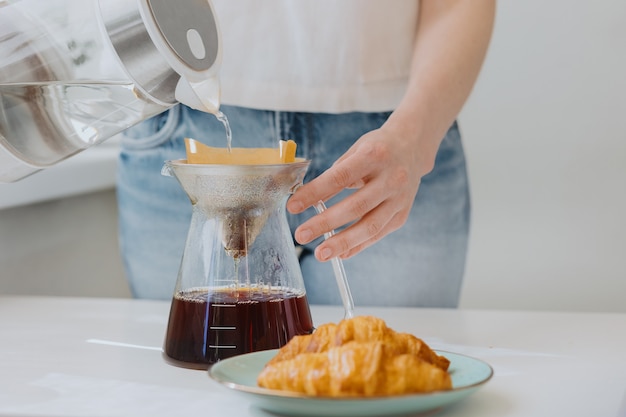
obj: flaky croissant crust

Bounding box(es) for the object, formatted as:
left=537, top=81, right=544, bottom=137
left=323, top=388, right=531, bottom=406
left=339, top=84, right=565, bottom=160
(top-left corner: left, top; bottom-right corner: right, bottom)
left=257, top=316, right=452, bottom=397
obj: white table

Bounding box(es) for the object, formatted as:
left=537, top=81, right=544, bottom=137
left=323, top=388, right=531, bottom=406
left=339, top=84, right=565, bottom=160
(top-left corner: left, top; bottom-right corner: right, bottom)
left=0, top=296, right=625, bottom=417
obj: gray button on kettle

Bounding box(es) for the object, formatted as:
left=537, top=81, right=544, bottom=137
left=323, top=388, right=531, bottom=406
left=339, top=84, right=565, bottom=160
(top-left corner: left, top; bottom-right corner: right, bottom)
left=146, top=0, right=219, bottom=71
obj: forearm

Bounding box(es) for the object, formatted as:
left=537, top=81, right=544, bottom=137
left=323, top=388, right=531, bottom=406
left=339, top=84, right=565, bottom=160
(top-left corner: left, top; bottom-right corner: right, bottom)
left=385, top=0, right=496, bottom=175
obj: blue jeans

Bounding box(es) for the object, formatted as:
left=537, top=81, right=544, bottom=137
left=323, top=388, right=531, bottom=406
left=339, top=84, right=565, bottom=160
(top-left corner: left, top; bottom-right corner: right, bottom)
left=117, top=105, right=470, bottom=307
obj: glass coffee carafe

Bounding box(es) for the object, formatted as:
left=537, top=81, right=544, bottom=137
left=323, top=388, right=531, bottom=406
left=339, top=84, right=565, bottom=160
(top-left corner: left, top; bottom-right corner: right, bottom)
left=161, top=158, right=314, bottom=369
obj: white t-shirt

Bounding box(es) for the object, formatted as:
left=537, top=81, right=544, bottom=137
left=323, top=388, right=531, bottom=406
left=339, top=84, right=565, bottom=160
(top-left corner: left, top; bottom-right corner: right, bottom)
left=212, top=0, right=419, bottom=113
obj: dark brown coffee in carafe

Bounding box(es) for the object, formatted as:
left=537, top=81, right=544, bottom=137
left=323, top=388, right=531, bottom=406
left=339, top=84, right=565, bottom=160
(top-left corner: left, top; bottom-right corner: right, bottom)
left=163, top=287, right=314, bottom=369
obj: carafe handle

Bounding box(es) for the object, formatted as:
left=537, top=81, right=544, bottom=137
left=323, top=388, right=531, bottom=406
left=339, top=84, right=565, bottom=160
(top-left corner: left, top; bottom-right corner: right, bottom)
left=161, top=163, right=173, bottom=177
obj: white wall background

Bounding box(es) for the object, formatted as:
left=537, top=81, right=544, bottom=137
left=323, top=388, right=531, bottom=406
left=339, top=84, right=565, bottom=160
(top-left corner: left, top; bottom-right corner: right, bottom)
left=458, top=0, right=626, bottom=312
left=1, top=1, right=625, bottom=312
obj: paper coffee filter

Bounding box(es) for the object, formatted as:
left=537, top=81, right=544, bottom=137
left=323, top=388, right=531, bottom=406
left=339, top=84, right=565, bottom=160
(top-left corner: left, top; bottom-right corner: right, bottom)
left=185, top=138, right=297, bottom=164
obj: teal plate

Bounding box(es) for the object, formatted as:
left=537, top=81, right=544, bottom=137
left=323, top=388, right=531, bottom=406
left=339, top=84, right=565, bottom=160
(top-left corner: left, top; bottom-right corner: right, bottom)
left=209, top=349, right=493, bottom=417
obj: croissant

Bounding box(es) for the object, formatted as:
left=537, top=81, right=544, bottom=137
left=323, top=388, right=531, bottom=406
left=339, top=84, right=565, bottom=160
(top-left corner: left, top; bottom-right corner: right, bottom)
left=258, top=316, right=452, bottom=397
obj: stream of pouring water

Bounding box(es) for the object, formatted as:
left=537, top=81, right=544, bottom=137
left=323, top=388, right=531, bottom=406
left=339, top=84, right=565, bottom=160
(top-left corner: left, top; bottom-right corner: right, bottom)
left=215, top=110, right=233, bottom=152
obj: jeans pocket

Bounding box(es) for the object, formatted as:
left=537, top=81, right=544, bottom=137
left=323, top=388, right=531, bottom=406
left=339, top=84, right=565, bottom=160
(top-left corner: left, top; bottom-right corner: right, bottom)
left=120, top=106, right=181, bottom=151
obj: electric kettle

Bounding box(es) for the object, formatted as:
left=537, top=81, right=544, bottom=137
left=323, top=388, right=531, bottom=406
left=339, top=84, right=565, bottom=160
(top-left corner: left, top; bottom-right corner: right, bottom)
left=0, top=0, right=221, bottom=182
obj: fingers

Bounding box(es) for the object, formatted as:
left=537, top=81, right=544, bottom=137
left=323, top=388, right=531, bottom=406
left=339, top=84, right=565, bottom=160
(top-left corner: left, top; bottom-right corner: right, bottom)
left=287, top=144, right=375, bottom=214
left=286, top=132, right=421, bottom=260
left=294, top=197, right=369, bottom=244
left=293, top=179, right=387, bottom=245
left=303, top=199, right=407, bottom=261
left=286, top=165, right=357, bottom=214
left=334, top=211, right=406, bottom=260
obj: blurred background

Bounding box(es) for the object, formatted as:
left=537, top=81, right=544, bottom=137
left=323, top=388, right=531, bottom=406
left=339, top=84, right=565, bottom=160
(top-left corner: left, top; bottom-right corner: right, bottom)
left=1, top=1, right=625, bottom=312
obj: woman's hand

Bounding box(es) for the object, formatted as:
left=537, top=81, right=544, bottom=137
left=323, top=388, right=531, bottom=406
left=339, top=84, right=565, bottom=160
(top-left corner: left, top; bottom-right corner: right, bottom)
left=286, top=121, right=438, bottom=261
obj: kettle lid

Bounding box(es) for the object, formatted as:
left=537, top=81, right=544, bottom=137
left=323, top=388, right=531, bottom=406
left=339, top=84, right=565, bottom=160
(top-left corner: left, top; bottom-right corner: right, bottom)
left=142, top=0, right=222, bottom=113
left=142, top=0, right=220, bottom=74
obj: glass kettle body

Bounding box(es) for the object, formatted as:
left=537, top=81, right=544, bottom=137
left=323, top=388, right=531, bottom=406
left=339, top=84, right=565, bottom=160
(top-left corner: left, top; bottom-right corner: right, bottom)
left=0, top=0, right=221, bottom=182
left=161, top=159, right=315, bottom=369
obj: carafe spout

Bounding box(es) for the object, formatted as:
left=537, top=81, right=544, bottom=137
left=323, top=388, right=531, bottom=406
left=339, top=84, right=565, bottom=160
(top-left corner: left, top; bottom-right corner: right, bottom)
left=175, top=75, right=220, bottom=114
